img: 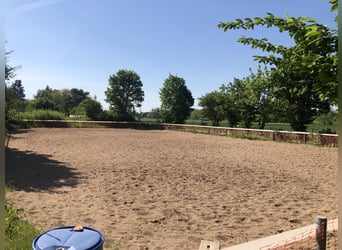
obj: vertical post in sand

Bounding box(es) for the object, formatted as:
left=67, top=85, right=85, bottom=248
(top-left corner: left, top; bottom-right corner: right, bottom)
left=316, top=215, right=327, bottom=250
left=198, top=240, right=219, bottom=250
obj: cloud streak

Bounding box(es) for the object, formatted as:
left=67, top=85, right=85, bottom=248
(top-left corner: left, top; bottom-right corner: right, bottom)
left=8, top=0, right=64, bottom=17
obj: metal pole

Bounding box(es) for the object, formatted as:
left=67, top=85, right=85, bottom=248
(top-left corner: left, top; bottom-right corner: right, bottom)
left=316, top=215, right=327, bottom=250
left=0, top=8, right=5, bottom=247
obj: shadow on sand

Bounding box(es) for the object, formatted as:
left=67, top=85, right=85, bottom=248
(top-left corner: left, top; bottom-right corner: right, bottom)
left=5, top=147, right=82, bottom=192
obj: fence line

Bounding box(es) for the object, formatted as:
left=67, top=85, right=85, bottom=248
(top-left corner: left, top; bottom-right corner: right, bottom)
left=220, top=217, right=338, bottom=250
left=12, top=119, right=338, bottom=147
left=165, top=123, right=338, bottom=147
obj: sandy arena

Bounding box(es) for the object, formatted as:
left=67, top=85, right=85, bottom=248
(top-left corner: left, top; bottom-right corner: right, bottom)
left=5, top=128, right=338, bottom=249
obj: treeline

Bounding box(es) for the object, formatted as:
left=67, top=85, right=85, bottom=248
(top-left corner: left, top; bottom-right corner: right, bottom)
left=5, top=67, right=194, bottom=124
left=5, top=0, right=338, bottom=132
left=6, top=82, right=109, bottom=121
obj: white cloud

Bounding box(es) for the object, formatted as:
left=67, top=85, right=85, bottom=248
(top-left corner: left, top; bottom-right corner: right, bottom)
left=8, top=0, right=64, bottom=17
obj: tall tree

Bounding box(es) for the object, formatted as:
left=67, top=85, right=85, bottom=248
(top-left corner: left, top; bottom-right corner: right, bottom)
left=9, top=80, right=25, bottom=100
left=243, top=67, right=273, bottom=129
left=105, top=69, right=144, bottom=121
left=198, top=91, right=226, bottom=126
left=72, top=96, right=103, bottom=120
left=271, top=68, right=330, bottom=131
left=5, top=48, right=23, bottom=118
left=33, top=86, right=56, bottom=110
left=62, top=88, right=89, bottom=114
left=160, top=74, right=194, bottom=124
left=5, top=49, right=21, bottom=83
left=5, top=80, right=28, bottom=115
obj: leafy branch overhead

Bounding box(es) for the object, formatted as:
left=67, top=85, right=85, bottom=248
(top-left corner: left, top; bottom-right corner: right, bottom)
left=217, top=1, right=337, bottom=104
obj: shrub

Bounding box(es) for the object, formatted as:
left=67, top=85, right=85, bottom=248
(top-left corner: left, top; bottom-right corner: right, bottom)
left=5, top=203, right=41, bottom=249
left=10, top=109, right=66, bottom=120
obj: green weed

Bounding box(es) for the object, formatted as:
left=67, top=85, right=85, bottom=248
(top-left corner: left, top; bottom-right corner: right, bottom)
left=5, top=203, right=41, bottom=249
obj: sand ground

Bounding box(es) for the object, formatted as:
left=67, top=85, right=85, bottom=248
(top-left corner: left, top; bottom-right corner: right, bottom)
left=5, top=128, right=338, bottom=249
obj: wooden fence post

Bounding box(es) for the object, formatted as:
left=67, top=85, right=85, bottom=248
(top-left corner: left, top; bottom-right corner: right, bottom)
left=316, top=215, right=327, bottom=250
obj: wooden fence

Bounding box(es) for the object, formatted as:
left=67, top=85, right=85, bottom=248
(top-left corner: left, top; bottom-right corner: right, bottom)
left=14, top=120, right=338, bottom=147
left=219, top=216, right=338, bottom=250
left=164, top=124, right=338, bottom=147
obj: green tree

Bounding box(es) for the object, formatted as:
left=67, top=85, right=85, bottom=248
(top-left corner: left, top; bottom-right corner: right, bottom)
left=78, top=97, right=103, bottom=120
left=271, top=68, right=330, bottom=131
left=9, top=80, right=25, bottom=100
left=217, top=84, right=240, bottom=127
left=33, top=86, right=57, bottom=111
left=314, top=111, right=337, bottom=125
left=217, top=67, right=273, bottom=129
left=189, top=109, right=203, bottom=121
left=222, top=78, right=255, bottom=128
left=105, top=69, right=144, bottom=121
left=146, top=108, right=161, bottom=120
left=6, top=80, right=28, bottom=116
left=159, top=74, right=194, bottom=124
left=198, top=91, right=225, bottom=126
left=218, top=1, right=336, bottom=130
left=62, top=88, right=89, bottom=115
left=5, top=48, right=23, bottom=119
left=33, top=87, right=90, bottom=114
left=244, top=67, right=273, bottom=129
left=5, top=49, right=21, bottom=83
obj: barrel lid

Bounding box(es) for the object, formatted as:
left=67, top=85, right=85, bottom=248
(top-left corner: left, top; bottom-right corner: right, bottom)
left=32, top=226, right=104, bottom=250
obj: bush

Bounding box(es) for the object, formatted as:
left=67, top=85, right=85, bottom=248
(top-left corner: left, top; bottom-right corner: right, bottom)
left=9, top=109, right=66, bottom=120
left=319, top=128, right=336, bottom=134
left=5, top=203, right=41, bottom=249
left=314, top=111, right=338, bottom=125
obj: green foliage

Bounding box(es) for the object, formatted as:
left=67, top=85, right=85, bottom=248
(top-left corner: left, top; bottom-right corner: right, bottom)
left=33, top=86, right=57, bottom=110
left=218, top=2, right=336, bottom=131
left=5, top=48, right=21, bottom=83
left=71, top=96, right=104, bottom=120
left=5, top=204, right=24, bottom=238
left=210, top=67, right=273, bottom=129
left=159, top=74, right=194, bottom=124
left=218, top=3, right=337, bottom=106
left=271, top=68, right=330, bottom=131
left=9, top=80, right=25, bottom=100
left=5, top=203, right=40, bottom=249
left=189, top=109, right=203, bottom=121
left=105, top=69, right=144, bottom=121
left=32, top=86, right=90, bottom=114
left=69, top=88, right=90, bottom=111
left=313, top=111, right=338, bottom=125
left=9, top=109, right=66, bottom=120
left=5, top=50, right=27, bottom=119
left=198, top=91, right=226, bottom=126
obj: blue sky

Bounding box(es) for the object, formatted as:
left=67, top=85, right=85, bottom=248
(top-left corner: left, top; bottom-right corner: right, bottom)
left=5, top=0, right=337, bottom=112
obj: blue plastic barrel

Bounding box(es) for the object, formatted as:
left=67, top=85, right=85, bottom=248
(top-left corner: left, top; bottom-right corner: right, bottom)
left=32, top=226, right=105, bottom=250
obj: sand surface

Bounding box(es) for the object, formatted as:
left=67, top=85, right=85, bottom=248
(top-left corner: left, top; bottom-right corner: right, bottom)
left=5, top=128, right=338, bottom=249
